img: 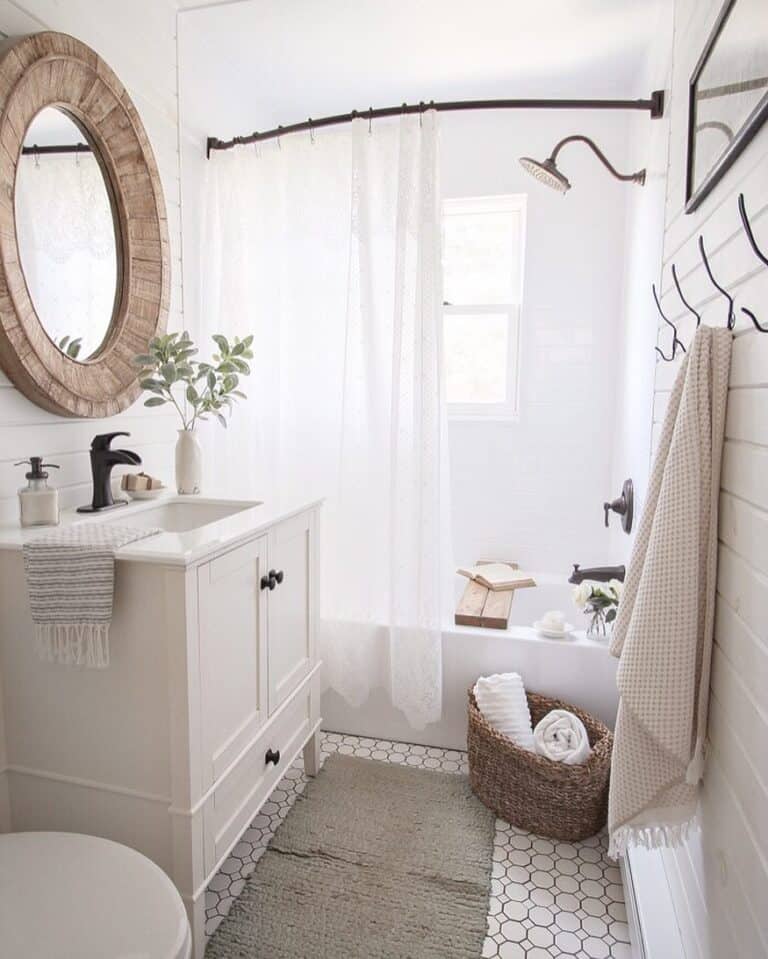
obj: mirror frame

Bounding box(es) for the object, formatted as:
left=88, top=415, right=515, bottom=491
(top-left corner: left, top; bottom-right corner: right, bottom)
left=0, top=32, right=169, bottom=417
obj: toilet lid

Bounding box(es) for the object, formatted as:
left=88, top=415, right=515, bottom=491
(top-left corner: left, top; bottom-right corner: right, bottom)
left=0, top=832, right=191, bottom=959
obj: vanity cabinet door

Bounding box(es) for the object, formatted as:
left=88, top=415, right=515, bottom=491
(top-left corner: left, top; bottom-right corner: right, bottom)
left=267, top=510, right=315, bottom=714
left=198, top=535, right=268, bottom=786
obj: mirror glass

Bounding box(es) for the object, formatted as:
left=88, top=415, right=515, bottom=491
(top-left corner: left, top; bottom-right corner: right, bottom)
left=14, top=107, right=119, bottom=361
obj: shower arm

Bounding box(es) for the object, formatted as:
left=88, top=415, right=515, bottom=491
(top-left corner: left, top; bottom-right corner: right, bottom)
left=548, top=135, right=646, bottom=185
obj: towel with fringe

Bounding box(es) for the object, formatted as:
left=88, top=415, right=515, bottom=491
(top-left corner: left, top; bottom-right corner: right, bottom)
left=608, top=327, right=731, bottom=859
left=533, top=709, right=592, bottom=764
left=23, top=523, right=160, bottom=668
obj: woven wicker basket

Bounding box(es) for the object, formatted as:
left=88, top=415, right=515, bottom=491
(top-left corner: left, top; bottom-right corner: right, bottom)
left=467, top=687, right=613, bottom=841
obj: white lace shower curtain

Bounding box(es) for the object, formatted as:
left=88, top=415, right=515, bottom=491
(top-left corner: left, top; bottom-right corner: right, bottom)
left=15, top=154, right=117, bottom=356
left=200, top=114, right=451, bottom=728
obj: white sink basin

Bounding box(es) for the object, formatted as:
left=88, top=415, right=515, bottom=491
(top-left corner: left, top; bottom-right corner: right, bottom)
left=100, top=499, right=261, bottom=533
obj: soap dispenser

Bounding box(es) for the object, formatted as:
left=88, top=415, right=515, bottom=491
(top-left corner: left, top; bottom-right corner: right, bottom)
left=15, top=457, right=60, bottom=527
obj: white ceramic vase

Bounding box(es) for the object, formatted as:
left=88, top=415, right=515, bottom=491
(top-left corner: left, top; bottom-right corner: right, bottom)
left=175, top=429, right=202, bottom=495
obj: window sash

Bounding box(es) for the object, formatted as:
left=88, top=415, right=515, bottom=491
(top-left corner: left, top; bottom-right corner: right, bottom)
left=443, top=303, right=520, bottom=420
left=442, top=193, right=527, bottom=309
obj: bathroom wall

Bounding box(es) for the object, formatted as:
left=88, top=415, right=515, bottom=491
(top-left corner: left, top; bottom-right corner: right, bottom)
left=609, top=12, right=674, bottom=560
left=645, top=0, right=768, bottom=954
left=0, top=0, right=184, bottom=522
left=179, top=4, right=654, bottom=580
left=440, top=108, right=640, bottom=578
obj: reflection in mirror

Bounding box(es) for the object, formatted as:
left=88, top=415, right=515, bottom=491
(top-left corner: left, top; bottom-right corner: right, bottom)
left=15, top=107, right=119, bottom=361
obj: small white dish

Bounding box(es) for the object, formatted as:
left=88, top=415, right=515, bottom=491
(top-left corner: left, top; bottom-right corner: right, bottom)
left=533, top=620, right=574, bottom=638
left=127, top=487, right=167, bottom=501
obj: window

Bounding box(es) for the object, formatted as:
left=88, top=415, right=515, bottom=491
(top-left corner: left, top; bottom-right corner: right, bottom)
left=442, top=194, right=526, bottom=419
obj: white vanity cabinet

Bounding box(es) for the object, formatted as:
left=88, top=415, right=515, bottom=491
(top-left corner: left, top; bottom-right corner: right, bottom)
left=198, top=535, right=270, bottom=785
left=267, top=509, right=314, bottom=712
left=0, top=498, right=322, bottom=959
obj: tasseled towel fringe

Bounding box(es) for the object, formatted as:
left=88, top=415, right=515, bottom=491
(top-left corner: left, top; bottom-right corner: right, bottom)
left=35, top=623, right=110, bottom=669
left=608, top=819, right=695, bottom=860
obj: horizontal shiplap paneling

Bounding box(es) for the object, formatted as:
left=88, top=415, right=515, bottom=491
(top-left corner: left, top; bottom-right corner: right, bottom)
left=0, top=0, right=182, bottom=508
left=651, top=0, right=768, bottom=955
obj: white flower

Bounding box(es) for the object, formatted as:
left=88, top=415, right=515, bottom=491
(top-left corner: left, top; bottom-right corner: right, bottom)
left=572, top=581, right=592, bottom=609
left=608, top=578, right=624, bottom=600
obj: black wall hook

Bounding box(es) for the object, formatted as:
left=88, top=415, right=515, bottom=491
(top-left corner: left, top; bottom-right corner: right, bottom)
left=653, top=282, right=685, bottom=361
left=738, top=193, right=768, bottom=268
left=698, top=235, right=735, bottom=329
left=735, top=193, right=768, bottom=332
left=671, top=263, right=701, bottom=327
left=740, top=307, right=768, bottom=332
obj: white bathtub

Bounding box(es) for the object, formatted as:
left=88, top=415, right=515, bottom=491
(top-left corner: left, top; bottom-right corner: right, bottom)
left=321, top=574, right=619, bottom=750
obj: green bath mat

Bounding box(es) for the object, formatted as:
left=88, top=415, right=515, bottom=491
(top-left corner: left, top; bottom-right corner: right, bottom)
left=205, top=752, right=495, bottom=958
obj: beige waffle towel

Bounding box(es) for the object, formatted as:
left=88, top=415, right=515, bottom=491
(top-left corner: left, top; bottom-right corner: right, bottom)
left=608, top=327, right=731, bottom=858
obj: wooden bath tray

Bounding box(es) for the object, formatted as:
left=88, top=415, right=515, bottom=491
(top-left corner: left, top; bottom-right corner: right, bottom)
left=455, top=560, right=520, bottom=629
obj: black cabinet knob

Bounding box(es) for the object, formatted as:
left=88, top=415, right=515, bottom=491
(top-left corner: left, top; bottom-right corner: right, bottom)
left=265, top=748, right=281, bottom=766
left=271, top=569, right=284, bottom=584
left=260, top=573, right=277, bottom=591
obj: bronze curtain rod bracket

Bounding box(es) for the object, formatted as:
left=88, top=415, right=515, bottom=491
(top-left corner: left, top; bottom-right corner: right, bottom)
left=205, top=90, right=665, bottom=158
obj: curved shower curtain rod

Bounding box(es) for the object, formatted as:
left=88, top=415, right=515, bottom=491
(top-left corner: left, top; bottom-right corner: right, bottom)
left=205, top=90, right=665, bottom=157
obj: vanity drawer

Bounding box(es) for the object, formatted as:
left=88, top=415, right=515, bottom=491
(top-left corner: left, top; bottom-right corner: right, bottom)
left=203, top=669, right=319, bottom=877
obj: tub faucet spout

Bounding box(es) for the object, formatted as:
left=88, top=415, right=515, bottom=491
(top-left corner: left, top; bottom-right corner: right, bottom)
left=568, top=564, right=625, bottom=585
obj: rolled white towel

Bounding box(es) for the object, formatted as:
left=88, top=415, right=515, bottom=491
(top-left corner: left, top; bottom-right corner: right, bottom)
left=533, top=709, right=592, bottom=765
left=473, top=672, right=534, bottom=751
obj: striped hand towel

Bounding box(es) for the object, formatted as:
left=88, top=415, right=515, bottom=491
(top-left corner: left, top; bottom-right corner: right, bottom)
left=22, top=523, right=160, bottom=668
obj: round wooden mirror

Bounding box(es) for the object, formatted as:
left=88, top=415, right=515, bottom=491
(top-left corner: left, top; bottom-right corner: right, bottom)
left=0, top=32, right=169, bottom=417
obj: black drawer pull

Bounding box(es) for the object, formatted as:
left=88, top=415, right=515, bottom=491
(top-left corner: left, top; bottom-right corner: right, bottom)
left=265, top=748, right=281, bottom=766
left=271, top=568, right=284, bottom=584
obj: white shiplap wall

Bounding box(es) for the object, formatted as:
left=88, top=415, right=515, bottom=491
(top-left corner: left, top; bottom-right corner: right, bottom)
left=650, top=1, right=768, bottom=956
left=0, top=0, right=182, bottom=521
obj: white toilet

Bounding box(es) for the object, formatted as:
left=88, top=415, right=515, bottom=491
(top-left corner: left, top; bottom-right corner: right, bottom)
left=0, top=832, right=192, bottom=958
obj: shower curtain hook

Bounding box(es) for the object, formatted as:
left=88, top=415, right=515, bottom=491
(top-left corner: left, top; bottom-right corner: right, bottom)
left=653, top=282, right=686, bottom=358
left=368, top=106, right=373, bottom=135
left=308, top=118, right=315, bottom=145
left=698, top=235, right=735, bottom=329
left=419, top=101, right=425, bottom=127
left=277, top=125, right=283, bottom=150
left=671, top=263, right=701, bottom=327
left=33, top=145, right=39, bottom=169
left=738, top=193, right=768, bottom=269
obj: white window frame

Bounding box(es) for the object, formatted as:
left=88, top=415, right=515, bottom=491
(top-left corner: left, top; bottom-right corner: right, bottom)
left=442, top=194, right=526, bottom=422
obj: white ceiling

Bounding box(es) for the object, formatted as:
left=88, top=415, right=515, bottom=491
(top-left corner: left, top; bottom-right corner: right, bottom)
left=179, top=0, right=670, bottom=142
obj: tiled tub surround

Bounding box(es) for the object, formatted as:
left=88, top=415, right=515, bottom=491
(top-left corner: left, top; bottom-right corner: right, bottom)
left=206, top=731, right=631, bottom=959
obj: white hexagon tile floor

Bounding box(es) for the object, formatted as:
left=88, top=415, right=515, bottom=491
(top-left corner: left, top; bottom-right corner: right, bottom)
left=205, top=731, right=632, bottom=959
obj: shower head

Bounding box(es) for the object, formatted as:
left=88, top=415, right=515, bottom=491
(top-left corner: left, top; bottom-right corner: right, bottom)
left=518, top=155, right=571, bottom=193
left=519, top=135, right=645, bottom=194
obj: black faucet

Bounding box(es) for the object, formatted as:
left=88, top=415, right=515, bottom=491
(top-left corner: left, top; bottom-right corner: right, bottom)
left=568, top=564, right=626, bottom=585
left=77, top=432, right=141, bottom=513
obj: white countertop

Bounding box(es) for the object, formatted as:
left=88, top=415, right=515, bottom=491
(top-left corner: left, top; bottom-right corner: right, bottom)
left=0, top=494, right=322, bottom=567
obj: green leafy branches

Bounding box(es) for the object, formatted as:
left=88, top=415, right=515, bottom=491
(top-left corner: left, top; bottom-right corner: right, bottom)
left=134, top=331, right=254, bottom=431
left=58, top=335, right=83, bottom=359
